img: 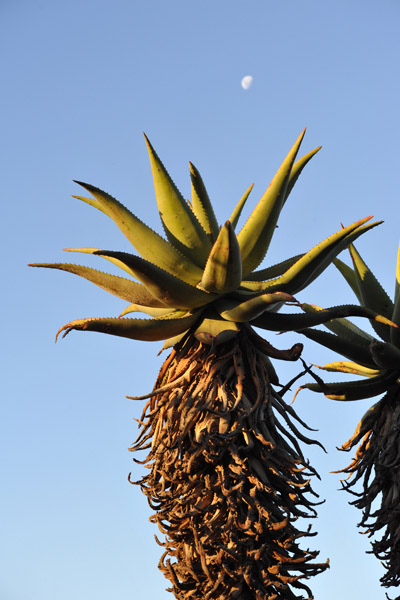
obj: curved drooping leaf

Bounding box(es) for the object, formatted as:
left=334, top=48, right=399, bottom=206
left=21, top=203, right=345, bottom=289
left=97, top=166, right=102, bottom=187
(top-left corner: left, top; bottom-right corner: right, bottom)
left=349, top=244, right=394, bottom=341
left=252, top=304, right=393, bottom=333
left=301, top=371, right=395, bottom=401
left=220, top=292, right=296, bottom=322
left=56, top=312, right=199, bottom=342
left=313, top=361, right=380, bottom=377
left=302, top=303, right=376, bottom=347
left=74, top=181, right=203, bottom=285
left=238, top=130, right=306, bottom=276
left=29, top=262, right=166, bottom=306
left=144, top=135, right=212, bottom=266
left=228, top=184, right=254, bottom=230
left=189, top=161, right=219, bottom=242
left=94, top=250, right=216, bottom=309
left=200, top=221, right=242, bottom=294
left=299, top=328, right=377, bottom=369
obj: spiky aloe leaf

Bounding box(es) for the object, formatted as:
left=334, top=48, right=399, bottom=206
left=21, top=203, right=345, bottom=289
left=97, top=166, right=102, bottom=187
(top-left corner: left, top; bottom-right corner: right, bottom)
left=301, top=371, right=396, bottom=401
left=333, top=257, right=362, bottom=302
left=313, top=361, right=380, bottom=377
left=237, top=130, right=306, bottom=276
left=74, top=182, right=203, bottom=286
left=302, top=303, right=376, bottom=346
left=94, top=250, right=216, bottom=310
left=228, top=183, right=254, bottom=230
left=63, top=247, right=136, bottom=278
left=189, top=161, right=219, bottom=242
left=200, top=221, right=242, bottom=294
left=253, top=304, right=392, bottom=333
left=29, top=262, right=166, bottom=306
left=56, top=312, right=198, bottom=342
left=244, top=254, right=304, bottom=282
left=349, top=244, right=394, bottom=341
left=282, top=146, right=322, bottom=207
left=299, top=328, right=378, bottom=369
left=391, top=241, right=400, bottom=346
left=144, top=135, right=212, bottom=266
left=220, top=292, right=296, bottom=322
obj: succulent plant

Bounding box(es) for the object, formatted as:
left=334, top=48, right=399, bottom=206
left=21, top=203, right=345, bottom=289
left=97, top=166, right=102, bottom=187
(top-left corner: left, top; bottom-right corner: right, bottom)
left=298, top=242, right=400, bottom=593
left=30, top=131, right=386, bottom=599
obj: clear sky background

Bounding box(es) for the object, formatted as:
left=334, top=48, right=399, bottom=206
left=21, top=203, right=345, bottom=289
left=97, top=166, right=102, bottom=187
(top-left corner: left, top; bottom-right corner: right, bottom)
left=3, top=1, right=400, bottom=599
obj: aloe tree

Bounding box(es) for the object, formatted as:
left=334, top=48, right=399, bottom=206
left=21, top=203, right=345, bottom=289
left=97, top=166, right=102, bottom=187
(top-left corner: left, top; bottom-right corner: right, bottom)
left=30, top=131, right=387, bottom=599
left=298, top=242, right=400, bottom=594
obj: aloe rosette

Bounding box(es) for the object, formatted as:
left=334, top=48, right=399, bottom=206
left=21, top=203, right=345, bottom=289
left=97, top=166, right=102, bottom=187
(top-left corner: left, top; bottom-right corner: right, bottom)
left=30, top=131, right=386, bottom=600
left=298, top=243, right=400, bottom=593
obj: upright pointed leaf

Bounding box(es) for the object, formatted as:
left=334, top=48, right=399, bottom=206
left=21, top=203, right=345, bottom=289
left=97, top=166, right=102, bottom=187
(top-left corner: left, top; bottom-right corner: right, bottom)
left=74, top=182, right=203, bottom=286
left=200, top=221, right=242, bottom=293
left=237, top=130, right=306, bottom=276
left=349, top=243, right=394, bottom=341
left=94, top=250, right=216, bottom=310
left=144, top=135, right=211, bottom=265
left=333, top=258, right=362, bottom=302
left=189, top=161, right=219, bottom=241
left=283, top=146, right=321, bottom=207
left=391, top=241, right=400, bottom=346
left=228, top=184, right=254, bottom=230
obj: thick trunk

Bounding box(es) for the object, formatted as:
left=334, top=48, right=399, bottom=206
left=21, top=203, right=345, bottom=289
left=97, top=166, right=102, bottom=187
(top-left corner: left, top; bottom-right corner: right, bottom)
left=130, top=329, right=328, bottom=599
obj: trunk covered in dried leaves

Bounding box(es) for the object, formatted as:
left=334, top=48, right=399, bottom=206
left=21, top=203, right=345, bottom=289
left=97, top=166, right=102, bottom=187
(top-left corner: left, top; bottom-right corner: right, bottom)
left=338, top=383, right=400, bottom=594
left=129, top=329, right=328, bottom=599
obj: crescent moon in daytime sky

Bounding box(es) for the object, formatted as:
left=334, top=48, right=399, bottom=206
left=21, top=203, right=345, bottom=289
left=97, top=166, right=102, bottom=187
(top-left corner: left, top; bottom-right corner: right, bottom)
left=241, top=75, right=253, bottom=90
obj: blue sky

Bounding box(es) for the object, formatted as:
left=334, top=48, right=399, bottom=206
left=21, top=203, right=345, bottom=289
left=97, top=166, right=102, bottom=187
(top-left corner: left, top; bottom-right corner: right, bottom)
left=3, top=1, right=400, bottom=598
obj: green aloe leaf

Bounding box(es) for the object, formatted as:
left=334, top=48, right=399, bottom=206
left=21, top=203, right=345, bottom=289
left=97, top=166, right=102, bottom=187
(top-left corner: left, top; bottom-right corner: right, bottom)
left=237, top=130, right=306, bottom=276
left=119, top=304, right=174, bottom=318
left=228, top=184, right=254, bottom=230
left=144, top=135, right=212, bottom=266
left=333, top=258, right=362, bottom=302
left=282, top=146, right=322, bottom=207
left=261, top=218, right=381, bottom=295
left=194, top=313, right=240, bottom=345
left=63, top=247, right=137, bottom=278
left=391, top=241, right=400, bottom=346
left=189, top=162, right=219, bottom=242
left=253, top=304, right=393, bottom=333
left=299, top=328, right=377, bottom=369
left=301, top=371, right=395, bottom=401
left=220, top=292, right=296, bottom=322
left=200, top=221, right=242, bottom=294
left=29, top=262, right=166, bottom=306
left=369, top=340, right=400, bottom=369
left=244, top=254, right=304, bottom=283
left=349, top=243, right=394, bottom=341
left=94, top=250, right=216, bottom=310
left=314, top=361, right=380, bottom=377
left=302, top=303, right=376, bottom=347
left=56, top=312, right=199, bottom=342
left=74, top=181, right=203, bottom=286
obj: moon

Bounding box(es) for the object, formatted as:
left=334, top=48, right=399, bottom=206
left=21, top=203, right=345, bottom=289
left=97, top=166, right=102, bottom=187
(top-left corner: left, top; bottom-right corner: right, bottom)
left=241, top=75, right=253, bottom=90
